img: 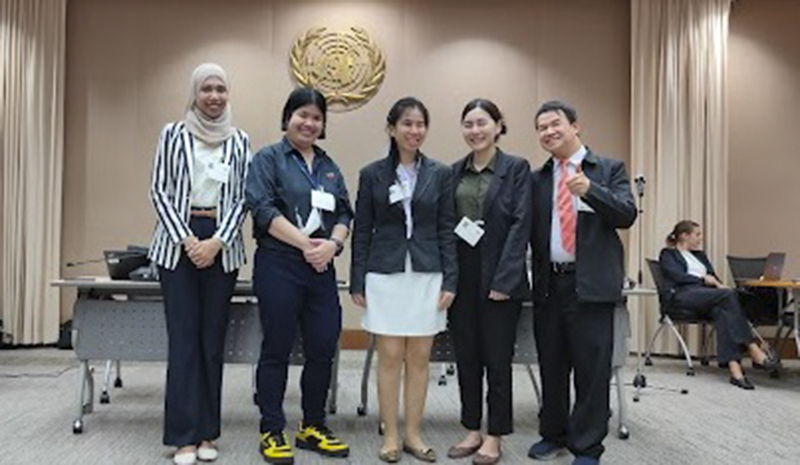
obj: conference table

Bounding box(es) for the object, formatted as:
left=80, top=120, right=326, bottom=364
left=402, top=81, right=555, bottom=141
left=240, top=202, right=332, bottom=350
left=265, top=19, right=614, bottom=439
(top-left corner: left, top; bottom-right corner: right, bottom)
left=742, top=279, right=800, bottom=355
left=51, top=278, right=343, bottom=434
left=52, top=278, right=658, bottom=440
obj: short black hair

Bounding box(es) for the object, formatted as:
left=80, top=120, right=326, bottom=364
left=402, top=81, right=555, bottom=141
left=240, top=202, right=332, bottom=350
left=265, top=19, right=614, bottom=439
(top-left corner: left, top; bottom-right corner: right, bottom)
left=535, top=100, right=578, bottom=127
left=461, top=98, right=508, bottom=141
left=282, top=87, right=328, bottom=139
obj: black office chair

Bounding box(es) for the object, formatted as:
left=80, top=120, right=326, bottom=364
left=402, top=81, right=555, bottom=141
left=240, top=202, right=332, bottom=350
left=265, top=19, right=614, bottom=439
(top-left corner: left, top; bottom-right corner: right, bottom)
left=727, top=255, right=793, bottom=365
left=644, top=259, right=715, bottom=376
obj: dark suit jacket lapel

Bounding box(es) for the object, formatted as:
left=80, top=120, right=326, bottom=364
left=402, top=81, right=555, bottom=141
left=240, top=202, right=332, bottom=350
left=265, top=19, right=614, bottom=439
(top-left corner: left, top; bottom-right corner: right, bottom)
left=482, top=150, right=508, bottom=219
left=540, top=158, right=554, bottom=254
left=413, top=153, right=434, bottom=202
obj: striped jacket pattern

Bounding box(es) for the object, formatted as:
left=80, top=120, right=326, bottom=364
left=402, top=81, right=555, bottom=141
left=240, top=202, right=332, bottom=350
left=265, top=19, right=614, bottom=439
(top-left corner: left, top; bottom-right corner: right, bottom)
left=148, top=121, right=250, bottom=273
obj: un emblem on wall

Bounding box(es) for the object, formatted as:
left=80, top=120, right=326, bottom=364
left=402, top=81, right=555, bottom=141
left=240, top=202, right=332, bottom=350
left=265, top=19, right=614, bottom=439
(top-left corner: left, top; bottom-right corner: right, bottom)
left=290, top=27, right=386, bottom=112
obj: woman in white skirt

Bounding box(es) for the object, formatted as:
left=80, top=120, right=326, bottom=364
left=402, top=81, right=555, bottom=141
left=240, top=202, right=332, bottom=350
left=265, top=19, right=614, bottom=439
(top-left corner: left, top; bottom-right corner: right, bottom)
left=350, top=97, right=457, bottom=463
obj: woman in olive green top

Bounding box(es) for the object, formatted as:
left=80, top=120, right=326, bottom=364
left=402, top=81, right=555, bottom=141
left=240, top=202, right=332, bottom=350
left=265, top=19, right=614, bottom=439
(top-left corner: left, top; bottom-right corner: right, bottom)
left=448, top=99, right=532, bottom=465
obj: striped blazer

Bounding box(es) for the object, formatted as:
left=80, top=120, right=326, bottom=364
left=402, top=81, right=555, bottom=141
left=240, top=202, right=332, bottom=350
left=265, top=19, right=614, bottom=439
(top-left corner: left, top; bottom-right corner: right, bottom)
left=148, top=121, right=250, bottom=273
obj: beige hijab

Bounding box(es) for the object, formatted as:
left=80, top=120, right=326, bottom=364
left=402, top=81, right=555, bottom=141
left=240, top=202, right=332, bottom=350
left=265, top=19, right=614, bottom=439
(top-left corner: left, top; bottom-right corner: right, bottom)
left=183, top=63, right=234, bottom=144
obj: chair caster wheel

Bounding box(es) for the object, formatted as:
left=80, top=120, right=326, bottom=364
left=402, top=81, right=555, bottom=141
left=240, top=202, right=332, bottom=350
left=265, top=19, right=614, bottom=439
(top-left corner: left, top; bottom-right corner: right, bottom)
left=686, top=369, right=695, bottom=376
left=328, top=406, right=337, bottom=415
left=633, top=373, right=647, bottom=389
left=700, top=358, right=709, bottom=366
left=357, top=406, right=366, bottom=416
left=114, top=378, right=123, bottom=388
left=644, top=358, right=653, bottom=366
left=618, top=426, right=630, bottom=440
left=72, top=421, right=83, bottom=434
left=437, top=376, right=447, bottom=386
left=446, top=365, right=455, bottom=375
left=99, top=392, right=110, bottom=404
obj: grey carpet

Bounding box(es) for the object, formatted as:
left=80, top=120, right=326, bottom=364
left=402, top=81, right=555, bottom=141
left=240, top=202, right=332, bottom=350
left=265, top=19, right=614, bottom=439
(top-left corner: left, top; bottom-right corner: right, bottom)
left=1, top=349, right=798, bottom=464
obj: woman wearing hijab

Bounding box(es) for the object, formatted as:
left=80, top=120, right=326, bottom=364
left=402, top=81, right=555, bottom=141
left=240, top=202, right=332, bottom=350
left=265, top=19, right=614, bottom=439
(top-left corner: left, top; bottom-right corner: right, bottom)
left=148, top=63, right=250, bottom=464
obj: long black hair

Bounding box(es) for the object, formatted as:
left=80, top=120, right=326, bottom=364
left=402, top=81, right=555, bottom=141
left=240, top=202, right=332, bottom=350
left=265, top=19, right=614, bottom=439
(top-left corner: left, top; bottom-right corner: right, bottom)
left=386, top=97, right=429, bottom=165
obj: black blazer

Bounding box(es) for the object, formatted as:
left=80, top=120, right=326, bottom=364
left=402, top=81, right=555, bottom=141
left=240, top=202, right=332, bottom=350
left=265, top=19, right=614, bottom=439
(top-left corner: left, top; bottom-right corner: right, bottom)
left=529, top=149, right=636, bottom=304
left=658, top=247, right=718, bottom=295
left=350, top=153, right=457, bottom=294
left=451, top=150, right=531, bottom=300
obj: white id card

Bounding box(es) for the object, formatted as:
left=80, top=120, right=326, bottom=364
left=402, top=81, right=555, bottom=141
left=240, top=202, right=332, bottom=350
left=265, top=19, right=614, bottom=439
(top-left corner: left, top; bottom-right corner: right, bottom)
left=454, top=216, right=485, bottom=247
left=311, top=189, right=336, bottom=212
left=300, top=208, right=322, bottom=236
left=207, top=161, right=230, bottom=183
left=576, top=197, right=595, bottom=213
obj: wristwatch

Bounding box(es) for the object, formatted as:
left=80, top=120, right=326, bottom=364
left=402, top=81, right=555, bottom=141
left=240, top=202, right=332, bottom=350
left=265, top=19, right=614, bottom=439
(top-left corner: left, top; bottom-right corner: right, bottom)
left=331, top=237, right=344, bottom=256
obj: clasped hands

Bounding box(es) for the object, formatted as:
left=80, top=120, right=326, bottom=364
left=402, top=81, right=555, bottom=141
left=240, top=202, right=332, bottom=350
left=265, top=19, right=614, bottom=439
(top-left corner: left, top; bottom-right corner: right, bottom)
left=183, top=236, right=223, bottom=269
left=303, top=238, right=337, bottom=273
left=703, top=274, right=728, bottom=289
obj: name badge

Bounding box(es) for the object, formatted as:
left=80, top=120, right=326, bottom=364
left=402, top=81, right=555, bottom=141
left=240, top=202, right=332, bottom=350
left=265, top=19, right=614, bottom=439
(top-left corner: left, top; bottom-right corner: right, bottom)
left=454, top=216, right=485, bottom=247
left=311, top=189, right=336, bottom=212
left=207, top=161, right=230, bottom=183
left=389, top=184, right=405, bottom=204
left=576, top=197, right=595, bottom=213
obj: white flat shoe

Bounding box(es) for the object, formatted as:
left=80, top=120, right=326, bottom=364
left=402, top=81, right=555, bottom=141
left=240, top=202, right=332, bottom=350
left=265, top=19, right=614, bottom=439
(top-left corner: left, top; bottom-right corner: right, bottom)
left=197, top=445, right=218, bottom=462
left=173, top=450, right=197, bottom=464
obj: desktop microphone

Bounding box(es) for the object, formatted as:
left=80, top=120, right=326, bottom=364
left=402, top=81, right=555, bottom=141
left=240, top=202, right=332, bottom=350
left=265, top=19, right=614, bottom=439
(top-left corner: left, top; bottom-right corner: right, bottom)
left=634, top=174, right=646, bottom=197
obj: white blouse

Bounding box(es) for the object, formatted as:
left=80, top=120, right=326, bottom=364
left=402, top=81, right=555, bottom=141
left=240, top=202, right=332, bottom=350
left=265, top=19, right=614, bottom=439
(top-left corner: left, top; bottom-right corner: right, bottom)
left=680, top=250, right=708, bottom=278
left=191, top=139, right=224, bottom=208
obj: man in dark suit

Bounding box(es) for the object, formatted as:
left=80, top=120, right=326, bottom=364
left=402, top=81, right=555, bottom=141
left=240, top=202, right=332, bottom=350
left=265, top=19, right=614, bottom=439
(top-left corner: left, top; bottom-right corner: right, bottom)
left=527, top=101, right=636, bottom=465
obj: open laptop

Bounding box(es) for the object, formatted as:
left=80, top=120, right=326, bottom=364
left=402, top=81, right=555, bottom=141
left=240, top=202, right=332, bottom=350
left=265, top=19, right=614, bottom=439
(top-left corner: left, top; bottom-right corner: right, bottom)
left=762, top=252, right=786, bottom=281
left=103, top=249, right=149, bottom=280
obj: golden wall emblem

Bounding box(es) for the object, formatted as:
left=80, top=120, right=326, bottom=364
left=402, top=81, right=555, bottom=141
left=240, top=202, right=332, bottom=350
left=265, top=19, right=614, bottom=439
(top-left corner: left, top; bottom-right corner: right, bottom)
left=290, top=27, right=386, bottom=112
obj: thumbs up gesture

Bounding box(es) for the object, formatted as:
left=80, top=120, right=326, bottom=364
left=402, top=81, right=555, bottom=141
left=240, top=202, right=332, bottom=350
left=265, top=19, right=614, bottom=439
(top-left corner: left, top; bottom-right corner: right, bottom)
left=566, top=163, right=591, bottom=196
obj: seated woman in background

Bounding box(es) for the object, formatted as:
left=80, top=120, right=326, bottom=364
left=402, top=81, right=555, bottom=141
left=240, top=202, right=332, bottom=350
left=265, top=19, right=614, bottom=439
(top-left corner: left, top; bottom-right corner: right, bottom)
left=659, top=220, right=780, bottom=390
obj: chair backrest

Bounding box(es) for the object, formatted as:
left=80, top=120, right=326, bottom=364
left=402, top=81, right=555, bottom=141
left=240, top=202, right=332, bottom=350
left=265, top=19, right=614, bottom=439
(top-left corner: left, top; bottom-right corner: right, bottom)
left=645, top=259, right=670, bottom=316
left=727, top=255, right=767, bottom=283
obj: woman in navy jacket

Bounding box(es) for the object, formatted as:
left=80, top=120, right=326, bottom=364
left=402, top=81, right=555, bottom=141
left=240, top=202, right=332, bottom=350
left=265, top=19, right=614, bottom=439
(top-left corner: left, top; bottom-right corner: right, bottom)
left=659, top=220, right=779, bottom=389
left=350, top=97, right=457, bottom=463
left=447, top=99, right=531, bottom=465
left=148, top=63, right=250, bottom=464
left=246, top=88, right=353, bottom=463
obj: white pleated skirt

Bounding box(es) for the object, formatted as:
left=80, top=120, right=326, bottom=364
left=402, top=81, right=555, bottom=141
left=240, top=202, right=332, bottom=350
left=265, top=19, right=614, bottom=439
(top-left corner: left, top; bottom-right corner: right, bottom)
left=362, top=254, right=446, bottom=336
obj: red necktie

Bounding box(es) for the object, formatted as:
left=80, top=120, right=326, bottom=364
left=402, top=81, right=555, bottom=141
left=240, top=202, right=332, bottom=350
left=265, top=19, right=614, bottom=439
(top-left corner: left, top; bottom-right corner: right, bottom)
left=557, top=159, right=576, bottom=255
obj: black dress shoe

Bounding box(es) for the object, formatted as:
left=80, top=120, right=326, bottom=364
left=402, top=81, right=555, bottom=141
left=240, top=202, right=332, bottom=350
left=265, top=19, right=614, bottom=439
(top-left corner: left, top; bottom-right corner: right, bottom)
left=758, top=355, right=782, bottom=371
left=730, top=376, right=755, bottom=390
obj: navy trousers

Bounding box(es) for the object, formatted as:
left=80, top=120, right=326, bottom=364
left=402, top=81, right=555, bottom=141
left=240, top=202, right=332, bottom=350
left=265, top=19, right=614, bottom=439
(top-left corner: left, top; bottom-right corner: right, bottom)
left=673, top=286, right=753, bottom=364
left=533, top=271, right=614, bottom=460
left=253, top=248, right=342, bottom=433
left=159, top=217, right=238, bottom=447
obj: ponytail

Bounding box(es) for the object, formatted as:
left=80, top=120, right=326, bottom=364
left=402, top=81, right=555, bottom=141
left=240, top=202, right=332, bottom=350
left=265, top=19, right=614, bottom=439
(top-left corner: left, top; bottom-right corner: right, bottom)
left=666, top=220, right=699, bottom=247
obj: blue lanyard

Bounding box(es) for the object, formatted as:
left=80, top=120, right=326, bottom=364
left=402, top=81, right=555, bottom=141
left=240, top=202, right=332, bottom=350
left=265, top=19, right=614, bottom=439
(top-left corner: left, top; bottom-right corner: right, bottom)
left=292, top=154, right=320, bottom=190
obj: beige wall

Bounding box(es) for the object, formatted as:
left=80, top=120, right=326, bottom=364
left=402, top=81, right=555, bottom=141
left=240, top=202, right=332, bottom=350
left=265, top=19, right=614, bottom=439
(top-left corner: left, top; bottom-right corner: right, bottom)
left=61, top=0, right=631, bottom=324
left=729, top=0, right=800, bottom=277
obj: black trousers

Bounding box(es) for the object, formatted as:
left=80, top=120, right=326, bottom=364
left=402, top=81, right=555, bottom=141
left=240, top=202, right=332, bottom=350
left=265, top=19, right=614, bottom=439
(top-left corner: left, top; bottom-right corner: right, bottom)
left=673, top=286, right=753, bottom=364
left=449, top=244, right=521, bottom=436
left=533, top=271, right=613, bottom=459
left=159, top=217, right=238, bottom=447
left=253, top=248, right=342, bottom=433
